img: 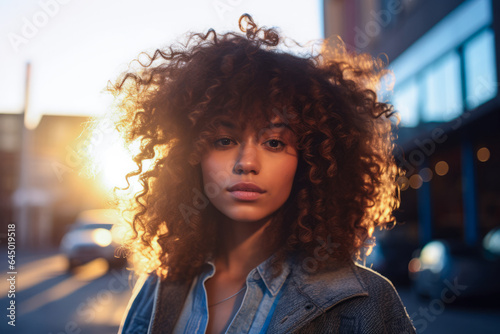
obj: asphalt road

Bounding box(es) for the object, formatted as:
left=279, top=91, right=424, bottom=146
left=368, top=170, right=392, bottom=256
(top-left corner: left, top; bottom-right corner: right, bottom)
left=1, top=249, right=499, bottom=333
left=0, top=249, right=133, bottom=334
left=397, top=284, right=500, bottom=333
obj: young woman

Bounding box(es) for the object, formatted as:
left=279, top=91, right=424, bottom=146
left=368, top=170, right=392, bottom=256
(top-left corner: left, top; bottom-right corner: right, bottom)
left=113, top=14, right=415, bottom=334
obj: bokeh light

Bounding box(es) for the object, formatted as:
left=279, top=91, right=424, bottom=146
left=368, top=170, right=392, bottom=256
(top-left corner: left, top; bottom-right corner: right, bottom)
left=408, top=258, right=421, bottom=273
left=409, top=174, right=423, bottom=189
left=477, top=147, right=490, bottom=162
left=483, top=228, right=500, bottom=255
left=435, top=160, right=449, bottom=176
left=419, top=167, right=433, bottom=182
left=420, top=241, right=447, bottom=273
left=91, top=228, right=113, bottom=247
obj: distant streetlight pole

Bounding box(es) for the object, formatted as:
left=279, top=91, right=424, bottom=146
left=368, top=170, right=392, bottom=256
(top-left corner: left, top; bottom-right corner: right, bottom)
left=15, top=62, right=32, bottom=248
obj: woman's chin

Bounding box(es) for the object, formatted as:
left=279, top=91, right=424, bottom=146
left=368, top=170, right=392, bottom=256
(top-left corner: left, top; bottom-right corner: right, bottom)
left=215, top=208, right=274, bottom=225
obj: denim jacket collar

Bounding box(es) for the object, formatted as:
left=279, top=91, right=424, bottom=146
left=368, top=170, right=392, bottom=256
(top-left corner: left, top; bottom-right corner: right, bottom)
left=121, top=257, right=369, bottom=334
left=255, top=253, right=291, bottom=297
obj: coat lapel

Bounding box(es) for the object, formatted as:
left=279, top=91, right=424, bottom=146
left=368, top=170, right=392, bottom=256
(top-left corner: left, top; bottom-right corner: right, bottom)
left=151, top=277, right=193, bottom=334
left=266, top=260, right=369, bottom=334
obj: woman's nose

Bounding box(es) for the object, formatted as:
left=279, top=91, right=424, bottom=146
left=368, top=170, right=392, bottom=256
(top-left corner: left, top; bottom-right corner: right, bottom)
left=234, top=143, right=260, bottom=175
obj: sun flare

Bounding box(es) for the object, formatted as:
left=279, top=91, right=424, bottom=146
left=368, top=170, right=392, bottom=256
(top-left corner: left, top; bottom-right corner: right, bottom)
left=83, top=125, right=153, bottom=195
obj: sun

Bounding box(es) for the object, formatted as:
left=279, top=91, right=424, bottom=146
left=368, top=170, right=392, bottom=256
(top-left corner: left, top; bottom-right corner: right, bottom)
left=83, top=125, right=152, bottom=195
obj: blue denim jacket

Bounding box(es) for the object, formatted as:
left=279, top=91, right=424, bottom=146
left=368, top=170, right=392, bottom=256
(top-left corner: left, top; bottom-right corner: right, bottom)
left=172, top=256, right=290, bottom=333
left=119, top=256, right=416, bottom=334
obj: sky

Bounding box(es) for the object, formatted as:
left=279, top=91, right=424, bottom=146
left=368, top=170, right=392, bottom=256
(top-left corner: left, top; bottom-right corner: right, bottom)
left=0, top=0, right=323, bottom=128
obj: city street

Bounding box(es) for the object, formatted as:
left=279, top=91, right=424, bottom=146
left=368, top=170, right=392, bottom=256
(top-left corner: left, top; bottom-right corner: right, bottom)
left=1, top=249, right=499, bottom=333
left=397, top=285, right=500, bottom=333
left=0, top=249, right=133, bottom=334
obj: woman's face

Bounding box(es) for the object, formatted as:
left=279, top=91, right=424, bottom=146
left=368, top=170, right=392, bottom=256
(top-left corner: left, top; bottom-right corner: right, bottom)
left=200, top=117, right=298, bottom=223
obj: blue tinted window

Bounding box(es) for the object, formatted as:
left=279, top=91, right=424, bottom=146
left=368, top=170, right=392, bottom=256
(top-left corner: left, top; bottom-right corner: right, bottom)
left=423, top=52, right=463, bottom=122
left=390, top=0, right=492, bottom=84
left=464, top=29, right=498, bottom=109
left=393, top=79, right=420, bottom=127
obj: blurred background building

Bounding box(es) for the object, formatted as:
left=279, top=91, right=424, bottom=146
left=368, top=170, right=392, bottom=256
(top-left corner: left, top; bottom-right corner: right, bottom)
left=0, top=114, right=22, bottom=238
left=0, top=110, right=107, bottom=248
left=324, top=0, right=500, bottom=283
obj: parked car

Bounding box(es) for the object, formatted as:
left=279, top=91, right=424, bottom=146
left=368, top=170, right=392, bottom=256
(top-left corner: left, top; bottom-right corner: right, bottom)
left=409, top=228, right=500, bottom=299
left=60, top=209, right=127, bottom=271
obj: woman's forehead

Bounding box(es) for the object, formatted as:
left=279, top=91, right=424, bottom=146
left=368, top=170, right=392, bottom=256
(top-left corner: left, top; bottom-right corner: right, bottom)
left=214, top=114, right=290, bottom=132
left=216, top=101, right=289, bottom=124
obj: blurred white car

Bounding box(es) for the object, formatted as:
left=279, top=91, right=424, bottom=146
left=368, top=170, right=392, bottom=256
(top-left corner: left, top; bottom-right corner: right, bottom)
left=60, top=209, right=127, bottom=271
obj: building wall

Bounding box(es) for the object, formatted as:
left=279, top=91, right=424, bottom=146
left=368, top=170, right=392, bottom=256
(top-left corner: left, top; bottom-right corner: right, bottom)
left=1, top=114, right=111, bottom=248
left=0, top=114, right=23, bottom=235
left=323, top=0, right=500, bottom=248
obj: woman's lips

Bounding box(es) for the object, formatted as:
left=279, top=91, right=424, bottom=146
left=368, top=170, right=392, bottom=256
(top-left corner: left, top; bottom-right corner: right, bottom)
left=229, top=190, right=264, bottom=201
left=227, top=182, right=266, bottom=201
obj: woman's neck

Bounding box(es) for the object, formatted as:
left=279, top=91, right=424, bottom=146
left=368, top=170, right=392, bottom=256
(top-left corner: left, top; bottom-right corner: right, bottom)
left=213, top=215, right=278, bottom=281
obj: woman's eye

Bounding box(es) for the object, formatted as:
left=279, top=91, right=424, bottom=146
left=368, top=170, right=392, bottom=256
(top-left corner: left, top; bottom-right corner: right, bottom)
left=265, top=139, right=286, bottom=151
left=214, top=137, right=234, bottom=148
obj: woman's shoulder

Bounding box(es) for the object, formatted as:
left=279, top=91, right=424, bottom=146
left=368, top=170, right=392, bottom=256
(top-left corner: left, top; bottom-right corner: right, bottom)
left=278, top=258, right=416, bottom=333
left=351, top=262, right=401, bottom=295
left=287, top=258, right=399, bottom=299
left=277, top=259, right=416, bottom=333
left=288, top=257, right=401, bottom=295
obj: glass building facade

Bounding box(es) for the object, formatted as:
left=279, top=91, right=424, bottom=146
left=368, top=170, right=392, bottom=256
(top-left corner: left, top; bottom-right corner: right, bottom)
left=324, top=0, right=500, bottom=252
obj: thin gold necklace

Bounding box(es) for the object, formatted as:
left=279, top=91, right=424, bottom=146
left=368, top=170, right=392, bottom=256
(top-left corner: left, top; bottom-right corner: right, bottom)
left=208, top=285, right=246, bottom=307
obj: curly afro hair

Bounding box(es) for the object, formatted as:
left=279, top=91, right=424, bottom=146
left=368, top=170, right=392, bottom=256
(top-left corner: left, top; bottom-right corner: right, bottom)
left=109, top=14, right=401, bottom=281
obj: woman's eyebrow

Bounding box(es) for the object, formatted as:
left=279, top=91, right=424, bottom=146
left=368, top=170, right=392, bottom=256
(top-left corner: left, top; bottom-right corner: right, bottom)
left=259, top=122, right=296, bottom=141
left=219, top=120, right=237, bottom=129
left=267, top=122, right=292, bottom=130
